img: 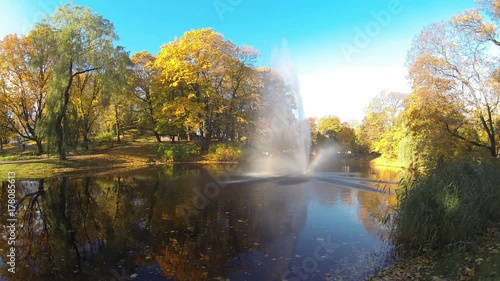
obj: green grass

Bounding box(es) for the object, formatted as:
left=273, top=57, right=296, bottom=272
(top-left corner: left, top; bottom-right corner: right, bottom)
left=0, top=162, right=63, bottom=180
left=0, top=143, right=42, bottom=160
left=152, top=142, right=200, bottom=162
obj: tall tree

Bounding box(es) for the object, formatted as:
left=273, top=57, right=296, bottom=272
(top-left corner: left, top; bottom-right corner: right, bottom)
left=221, top=46, right=260, bottom=144
left=408, top=16, right=500, bottom=157
left=0, top=102, right=13, bottom=150
left=0, top=25, right=53, bottom=154
left=399, top=84, right=473, bottom=168
left=101, top=47, right=134, bottom=143
left=130, top=51, right=163, bottom=142
left=155, top=28, right=259, bottom=150
left=318, top=116, right=342, bottom=141
left=360, top=91, right=406, bottom=157
left=42, top=3, right=118, bottom=159
left=71, top=72, right=105, bottom=150
left=337, top=122, right=357, bottom=153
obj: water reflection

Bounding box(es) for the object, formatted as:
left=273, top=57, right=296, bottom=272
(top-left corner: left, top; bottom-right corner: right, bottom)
left=1, top=164, right=395, bottom=281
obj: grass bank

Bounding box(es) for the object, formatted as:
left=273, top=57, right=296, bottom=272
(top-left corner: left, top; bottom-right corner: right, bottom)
left=368, top=159, right=500, bottom=280
left=0, top=142, right=158, bottom=179
left=0, top=141, right=246, bottom=179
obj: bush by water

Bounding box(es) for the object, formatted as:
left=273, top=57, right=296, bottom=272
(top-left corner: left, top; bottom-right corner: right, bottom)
left=152, top=143, right=199, bottom=162
left=391, top=160, right=500, bottom=254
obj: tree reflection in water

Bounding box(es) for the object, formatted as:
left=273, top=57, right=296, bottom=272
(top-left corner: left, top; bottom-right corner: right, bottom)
left=0, top=164, right=396, bottom=281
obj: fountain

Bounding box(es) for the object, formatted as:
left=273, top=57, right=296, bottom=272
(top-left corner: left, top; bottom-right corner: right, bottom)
left=248, top=40, right=312, bottom=177
left=238, top=41, right=398, bottom=193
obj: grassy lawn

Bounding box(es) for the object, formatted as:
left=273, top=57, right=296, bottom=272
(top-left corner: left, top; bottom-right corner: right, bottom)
left=0, top=140, right=158, bottom=179
left=0, top=162, right=63, bottom=179
left=0, top=142, right=47, bottom=161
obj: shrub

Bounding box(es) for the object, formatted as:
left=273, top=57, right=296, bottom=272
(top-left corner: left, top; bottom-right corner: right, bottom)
left=391, top=160, right=500, bottom=254
left=208, top=143, right=242, bottom=162
left=152, top=143, right=199, bottom=162
left=94, top=131, right=114, bottom=143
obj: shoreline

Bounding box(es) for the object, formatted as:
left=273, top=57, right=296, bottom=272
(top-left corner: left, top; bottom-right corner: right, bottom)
left=1, top=144, right=403, bottom=179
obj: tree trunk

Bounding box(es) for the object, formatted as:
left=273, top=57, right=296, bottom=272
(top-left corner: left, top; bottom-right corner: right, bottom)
left=489, top=135, right=497, bottom=157
left=153, top=130, right=162, bottom=142
left=55, top=117, right=66, bottom=160
left=201, top=138, right=209, bottom=151
left=82, top=132, right=90, bottom=150
left=0, top=138, right=3, bottom=150
left=200, top=130, right=211, bottom=151
left=35, top=139, right=44, bottom=154
left=115, top=106, right=121, bottom=143
left=230, top=127, right=235, bottom=143
left=115, top=122, right=121, bottom=142
left=55, top=63, right=75, bottom=160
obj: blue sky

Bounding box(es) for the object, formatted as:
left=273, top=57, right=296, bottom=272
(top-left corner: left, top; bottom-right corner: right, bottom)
left=0, top=0, right=477, bottom=121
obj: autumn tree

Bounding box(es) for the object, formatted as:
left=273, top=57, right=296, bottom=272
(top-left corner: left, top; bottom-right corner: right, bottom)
left=130, top=51, right=163, bottom=142
left=0, top=25, right=53, bottom=154
left=70, top=71, right=106, bottom=150
left=0, top=103, right=13, bottom=149
left=360, top=91, right=406, bottom=158
left=42, top=4, right=119, bottom=159
left=337, top=123, right=358, bottom=153
left=318, top=116, right=342, bottom=141
left=408, top=15, right=500, bottom=157
left=155, top=28, right=260, bottom=150
left=100, top=47, right=134, bottom=143
left=316, top=116, right=359, bottom=153
left=399, top=85, right=473, bottom=168
left=221, top=46, right=260, bottom=144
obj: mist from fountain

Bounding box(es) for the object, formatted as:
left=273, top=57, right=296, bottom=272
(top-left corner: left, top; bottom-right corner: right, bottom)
left=249, top=40, right=312, bottom=177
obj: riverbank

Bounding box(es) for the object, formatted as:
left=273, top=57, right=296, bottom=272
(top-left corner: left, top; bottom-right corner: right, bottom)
left=367, top=224, right=500, bottom=280
left=0, top=142, right=398, bottom=179
left=0, top=141, right=247, bottom=179
left=367, top=159, right=500, bottom=281
left=0, top=142, right=160, bottom=179
left=369, top=156, right=405, bottom=169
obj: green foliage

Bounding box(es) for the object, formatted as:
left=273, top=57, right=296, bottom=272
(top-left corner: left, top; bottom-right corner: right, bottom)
left=41, top=3, right=119, bottom=159
left=153, top=143, right=200, bottom=162
left=94, top=131, right=114, bottom=143
left=208, top=143, right=242, bottom=162
left=391, top=160, right=500, bottom=254
left=360, top=91, right=406, bottom=157
left=315, top=116, right=362, bottom=153
left=317, top=116, right=341, bottom=141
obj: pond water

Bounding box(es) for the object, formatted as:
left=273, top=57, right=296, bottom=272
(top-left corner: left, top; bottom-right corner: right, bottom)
left=0, top=160, right=401, bottom=281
